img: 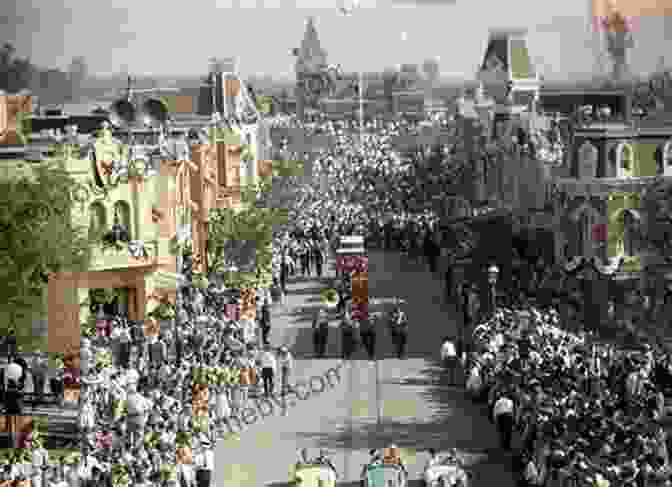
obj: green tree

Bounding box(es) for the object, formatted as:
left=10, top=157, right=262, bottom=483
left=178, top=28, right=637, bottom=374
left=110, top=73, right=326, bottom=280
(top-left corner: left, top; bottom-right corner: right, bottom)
left=207, top=176, right=293, bottom=289
left=0, top=161, right=92, bottom=349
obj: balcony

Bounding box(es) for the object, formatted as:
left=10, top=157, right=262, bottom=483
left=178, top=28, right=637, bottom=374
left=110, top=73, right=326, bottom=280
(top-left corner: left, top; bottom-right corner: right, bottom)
left=89, top=240, right=160, bottom=271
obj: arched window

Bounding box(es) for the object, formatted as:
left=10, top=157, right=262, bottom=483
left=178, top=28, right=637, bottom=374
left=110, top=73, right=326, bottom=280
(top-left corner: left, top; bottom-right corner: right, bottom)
left=616, top=142, right=635, bottom=178
left=578, top=141, right=598, bottom=178
left=664, top=141, right=672, bottom=176
left=113, top=201, right=132, bottom=240
left=621, top=209, right=641, bottom=257
left=89, top=202, right=107, bottom=238
left=578, top=213, right=591, bottom=257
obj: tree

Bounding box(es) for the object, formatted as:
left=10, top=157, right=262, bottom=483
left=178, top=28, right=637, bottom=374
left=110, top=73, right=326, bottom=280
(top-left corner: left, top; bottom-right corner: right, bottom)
left=0, top=161, right=93, bottom=350
left=207, top=175, right=298, bottom=289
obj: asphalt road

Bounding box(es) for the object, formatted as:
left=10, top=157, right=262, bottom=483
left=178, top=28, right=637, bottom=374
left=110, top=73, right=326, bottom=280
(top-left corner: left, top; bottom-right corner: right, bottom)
left=214, top=249, right=518, bottom=487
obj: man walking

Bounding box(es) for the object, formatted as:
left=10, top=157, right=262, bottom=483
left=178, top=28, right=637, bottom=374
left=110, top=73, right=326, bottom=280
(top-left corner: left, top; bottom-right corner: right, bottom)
left=312, top=308, right=330, bottom=358
left=359, top=315, right=376, bottom=360
left=493, top=388, right=515, bottom=450
left=340, top=312, right=356, bottom=360
left=195, top=433, right=214, bottom=487
left=389, top=301, right=409, bottom=359
left=277, top=346, right=293, bottom=396
left=259, top=345, right=277, bottom=398
left=440, top=336, right=459, bottom=386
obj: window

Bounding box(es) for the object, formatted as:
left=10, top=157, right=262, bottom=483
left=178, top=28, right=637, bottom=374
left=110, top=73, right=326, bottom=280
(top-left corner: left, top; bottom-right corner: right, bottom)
left=664, top=141, right=672, bottom=176
left=578, top=141, right=598, bottom=178
left=89, top=202, right=107, bottom=238
left=579, top=213, right=591, bottom=257
left=621, top=210, right=641, bottom=257
left=616, top=142, right=634, bottom=178
left=113, top=201, right=132, bottom=240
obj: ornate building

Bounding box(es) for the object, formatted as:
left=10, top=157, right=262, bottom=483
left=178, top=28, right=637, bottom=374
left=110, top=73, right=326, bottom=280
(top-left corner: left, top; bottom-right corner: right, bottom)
left=0, top=77, right=272, bottom=356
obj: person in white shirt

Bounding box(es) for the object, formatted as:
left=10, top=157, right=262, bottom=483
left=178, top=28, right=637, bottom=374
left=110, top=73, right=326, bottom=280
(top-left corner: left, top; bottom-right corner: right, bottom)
left=493, top=389, right=515, bottom=450
left=277, top=346, right=294, bottom=396
left=240, top=318, right=256, bottom=345
left=440, top=336, right=459, bottom=386
left=259, top=345, right=277, bottom=398
left=195, top=434, right=214, bottom=487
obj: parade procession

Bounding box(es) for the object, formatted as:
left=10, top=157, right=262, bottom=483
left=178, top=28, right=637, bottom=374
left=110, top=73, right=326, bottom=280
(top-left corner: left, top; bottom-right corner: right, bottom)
left=4, top=0, right=672, bottom=485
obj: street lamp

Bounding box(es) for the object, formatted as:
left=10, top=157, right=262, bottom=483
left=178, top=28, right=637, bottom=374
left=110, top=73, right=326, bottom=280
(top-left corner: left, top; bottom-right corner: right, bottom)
left=487, top=263, right=499, bottom=315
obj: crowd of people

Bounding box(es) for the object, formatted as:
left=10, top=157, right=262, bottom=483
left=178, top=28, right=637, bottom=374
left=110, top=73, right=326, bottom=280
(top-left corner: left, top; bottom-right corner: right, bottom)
left=464, top=304, right=672, bottom=487
left=0, top=276, right=305, bottom=486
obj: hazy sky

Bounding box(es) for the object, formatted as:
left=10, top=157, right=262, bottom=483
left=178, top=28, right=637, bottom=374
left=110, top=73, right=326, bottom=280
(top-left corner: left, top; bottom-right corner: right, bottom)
left=2, top=0, right=671, bottom=80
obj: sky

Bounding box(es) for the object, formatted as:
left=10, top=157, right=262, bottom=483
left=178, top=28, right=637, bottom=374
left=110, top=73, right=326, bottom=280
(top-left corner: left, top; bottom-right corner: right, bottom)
left=2, top=0, right=672, bottom=81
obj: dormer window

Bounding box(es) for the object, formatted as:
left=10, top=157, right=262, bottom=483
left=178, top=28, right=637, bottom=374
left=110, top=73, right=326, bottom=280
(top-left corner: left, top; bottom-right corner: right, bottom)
left=616, top=142, right=635, bottom=178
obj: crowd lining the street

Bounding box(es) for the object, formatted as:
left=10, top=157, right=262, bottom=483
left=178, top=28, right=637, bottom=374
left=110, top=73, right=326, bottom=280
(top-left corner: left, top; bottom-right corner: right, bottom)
left=4, top=108, right=671, bottom=486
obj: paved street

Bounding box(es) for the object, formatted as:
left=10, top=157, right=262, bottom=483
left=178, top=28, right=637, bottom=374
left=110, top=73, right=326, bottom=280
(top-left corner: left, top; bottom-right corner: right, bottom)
left=214, top=249, right=517, bottom=486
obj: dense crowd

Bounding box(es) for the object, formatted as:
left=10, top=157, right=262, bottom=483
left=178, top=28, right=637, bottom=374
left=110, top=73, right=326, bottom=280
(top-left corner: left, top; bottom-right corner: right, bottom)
left=467, top=305, right=672, bottom=487
left=0, top=271, right=308, bottom=486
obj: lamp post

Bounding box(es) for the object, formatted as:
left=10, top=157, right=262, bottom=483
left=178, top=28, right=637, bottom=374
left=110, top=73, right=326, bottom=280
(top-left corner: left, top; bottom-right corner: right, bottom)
left=487, top=263, right=499, bottom=316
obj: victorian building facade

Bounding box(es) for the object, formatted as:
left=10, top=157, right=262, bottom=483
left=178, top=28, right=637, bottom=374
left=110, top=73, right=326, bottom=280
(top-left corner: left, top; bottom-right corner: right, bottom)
left=0, top=79, right=271, bottom=356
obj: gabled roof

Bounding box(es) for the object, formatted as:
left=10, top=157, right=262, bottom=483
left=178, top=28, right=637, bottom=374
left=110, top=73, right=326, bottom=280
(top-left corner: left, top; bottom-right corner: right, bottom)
left=480, top=29, right=536, bottom=81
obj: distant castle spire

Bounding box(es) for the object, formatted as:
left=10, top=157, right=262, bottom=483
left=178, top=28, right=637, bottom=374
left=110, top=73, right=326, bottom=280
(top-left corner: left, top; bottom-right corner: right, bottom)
left=297, top=16, right=327, bottom=73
